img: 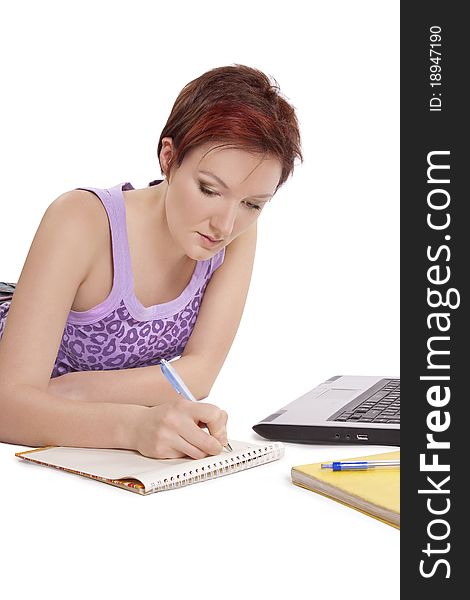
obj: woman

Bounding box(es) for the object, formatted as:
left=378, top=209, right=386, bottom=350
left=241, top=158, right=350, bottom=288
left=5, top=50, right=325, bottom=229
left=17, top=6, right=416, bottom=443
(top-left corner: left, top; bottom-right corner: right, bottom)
left=0, top=64, right=302, bottom=459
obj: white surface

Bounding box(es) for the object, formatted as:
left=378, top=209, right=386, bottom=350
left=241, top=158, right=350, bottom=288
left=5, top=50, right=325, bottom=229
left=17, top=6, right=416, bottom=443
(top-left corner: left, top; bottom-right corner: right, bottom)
left=1, top=1, right=399, bottom=598
left=1, top=436, right=399, bottom=600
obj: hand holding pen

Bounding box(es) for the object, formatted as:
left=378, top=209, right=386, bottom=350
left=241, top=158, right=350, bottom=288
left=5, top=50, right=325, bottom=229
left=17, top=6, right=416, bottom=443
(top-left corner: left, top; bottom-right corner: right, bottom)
left=160, top=358, right=233, bottom=453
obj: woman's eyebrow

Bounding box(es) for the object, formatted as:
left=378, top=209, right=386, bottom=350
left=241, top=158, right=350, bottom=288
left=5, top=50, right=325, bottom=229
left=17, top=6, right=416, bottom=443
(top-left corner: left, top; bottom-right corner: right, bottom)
left=198, top=170, right=273, bottom=200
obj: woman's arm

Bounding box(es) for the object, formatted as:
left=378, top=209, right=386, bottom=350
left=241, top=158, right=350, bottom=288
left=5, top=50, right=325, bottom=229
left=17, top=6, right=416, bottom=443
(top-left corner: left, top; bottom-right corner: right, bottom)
left=182, top=222, right=258, bottom=388
left=0, top=382, right=146, bottom=449
left=47, top=354, right=211, bottom=405
left=0, top=193, right=161, bottom=447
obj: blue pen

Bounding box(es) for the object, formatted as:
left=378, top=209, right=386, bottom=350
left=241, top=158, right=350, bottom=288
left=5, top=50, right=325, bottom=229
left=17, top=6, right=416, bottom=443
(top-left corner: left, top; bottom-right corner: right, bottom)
left=321, top=459, right=400, bottom=471
left=160, top=358, right=233, bottom=452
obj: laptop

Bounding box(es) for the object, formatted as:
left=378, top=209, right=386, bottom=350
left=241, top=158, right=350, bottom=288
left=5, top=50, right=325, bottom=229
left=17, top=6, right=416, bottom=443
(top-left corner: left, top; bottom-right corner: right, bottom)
left=252, top=375, right=400, bottom=446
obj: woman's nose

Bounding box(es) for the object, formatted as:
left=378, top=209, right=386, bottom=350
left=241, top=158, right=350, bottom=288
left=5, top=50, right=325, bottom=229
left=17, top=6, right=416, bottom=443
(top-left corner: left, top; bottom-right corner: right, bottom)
left=211, top=202, right=238, bottom=240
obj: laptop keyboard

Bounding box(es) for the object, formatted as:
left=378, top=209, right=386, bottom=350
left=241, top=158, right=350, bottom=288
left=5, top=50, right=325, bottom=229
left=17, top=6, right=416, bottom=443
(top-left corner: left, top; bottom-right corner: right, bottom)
left=333, top=379, right=400, bottom=424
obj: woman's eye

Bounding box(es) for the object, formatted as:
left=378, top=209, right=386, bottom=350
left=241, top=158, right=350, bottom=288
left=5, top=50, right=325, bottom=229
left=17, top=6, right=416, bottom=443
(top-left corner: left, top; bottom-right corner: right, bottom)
left=199, top=184, right=218, bottom=196
left=199, top=183, right=261, bottom=211
left=245, top=202, right=262, bottom=211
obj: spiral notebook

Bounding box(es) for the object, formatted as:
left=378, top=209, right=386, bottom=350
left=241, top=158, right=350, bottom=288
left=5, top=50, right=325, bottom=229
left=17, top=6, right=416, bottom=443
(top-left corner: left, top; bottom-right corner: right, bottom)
left=15, top=439, right=285, bottom=495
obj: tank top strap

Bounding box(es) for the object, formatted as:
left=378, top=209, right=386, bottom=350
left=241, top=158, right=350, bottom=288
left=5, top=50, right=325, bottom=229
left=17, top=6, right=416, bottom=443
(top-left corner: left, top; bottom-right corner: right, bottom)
left=74, top=182, right=132, bottom=298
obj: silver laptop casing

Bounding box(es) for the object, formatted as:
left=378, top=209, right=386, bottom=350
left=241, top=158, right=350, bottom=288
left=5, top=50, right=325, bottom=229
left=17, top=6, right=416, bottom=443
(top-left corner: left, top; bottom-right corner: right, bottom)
left=252, top=375, right=400, bottom=446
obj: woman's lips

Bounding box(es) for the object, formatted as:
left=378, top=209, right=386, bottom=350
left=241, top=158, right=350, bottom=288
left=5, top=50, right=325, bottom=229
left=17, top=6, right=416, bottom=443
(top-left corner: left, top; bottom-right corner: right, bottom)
left=198, top=232, right=223, bottom=247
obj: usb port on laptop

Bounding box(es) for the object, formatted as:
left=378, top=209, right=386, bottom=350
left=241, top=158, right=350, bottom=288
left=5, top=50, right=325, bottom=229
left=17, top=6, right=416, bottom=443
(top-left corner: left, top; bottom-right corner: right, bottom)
left=357, top=434, right=369, bottom=441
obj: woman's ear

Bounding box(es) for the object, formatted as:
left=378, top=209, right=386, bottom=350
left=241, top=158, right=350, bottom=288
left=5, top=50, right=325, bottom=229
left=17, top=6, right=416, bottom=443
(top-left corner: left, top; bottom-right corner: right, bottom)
left=160, top=137, right=175, bottom=179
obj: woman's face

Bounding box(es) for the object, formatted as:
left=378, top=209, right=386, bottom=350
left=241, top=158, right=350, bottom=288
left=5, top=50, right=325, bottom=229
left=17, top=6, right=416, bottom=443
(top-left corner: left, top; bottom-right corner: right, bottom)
left=162, top=140, right=282, bottom=260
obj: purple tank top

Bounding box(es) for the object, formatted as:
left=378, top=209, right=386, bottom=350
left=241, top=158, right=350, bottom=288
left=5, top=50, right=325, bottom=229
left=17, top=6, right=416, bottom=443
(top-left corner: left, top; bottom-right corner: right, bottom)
left=0, top=181, right=225, bottom=378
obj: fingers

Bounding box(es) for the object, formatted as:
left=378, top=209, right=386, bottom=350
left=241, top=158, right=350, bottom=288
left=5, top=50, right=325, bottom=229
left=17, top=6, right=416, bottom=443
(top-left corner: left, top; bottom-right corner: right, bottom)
left=149, top=420, right=219, bottom=460
left=170, top=435, right=212, bottom=460
left=206, top=410, right=229, bottom=446
left=179, top=418, right=223, bottom=456
left=183, top=402, right=229, bottom=455
left=141, top=400, right=229, bottom=460
left=192, top=404, right=228, bottom=446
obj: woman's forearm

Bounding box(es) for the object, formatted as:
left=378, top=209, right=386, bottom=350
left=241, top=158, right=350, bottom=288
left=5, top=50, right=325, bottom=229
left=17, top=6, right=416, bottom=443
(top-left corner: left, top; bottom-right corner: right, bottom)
left=0, top=383, right=147, bottom=449
left=48, top=354, right=211, bottom=406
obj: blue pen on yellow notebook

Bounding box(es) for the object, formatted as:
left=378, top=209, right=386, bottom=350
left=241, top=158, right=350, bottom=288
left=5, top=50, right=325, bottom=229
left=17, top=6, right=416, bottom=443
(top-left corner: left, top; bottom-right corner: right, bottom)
left=321, top=459, right=400, bottom=471
left=160, top=358, right=233, bottom=452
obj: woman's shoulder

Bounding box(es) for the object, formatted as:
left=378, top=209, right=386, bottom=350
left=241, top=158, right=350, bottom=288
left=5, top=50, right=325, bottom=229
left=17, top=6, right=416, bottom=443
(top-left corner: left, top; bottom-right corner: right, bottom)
left=50, top=187, right=108, bottom=221
left=53, top=187, right=109, bottom=231
left=44, top=188, right=109, bottom=265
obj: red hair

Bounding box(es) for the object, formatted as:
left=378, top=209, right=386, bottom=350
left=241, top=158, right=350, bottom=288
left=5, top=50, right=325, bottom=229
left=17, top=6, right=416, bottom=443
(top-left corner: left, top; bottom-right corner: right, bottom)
left=157, top=64, right=303, bottom=192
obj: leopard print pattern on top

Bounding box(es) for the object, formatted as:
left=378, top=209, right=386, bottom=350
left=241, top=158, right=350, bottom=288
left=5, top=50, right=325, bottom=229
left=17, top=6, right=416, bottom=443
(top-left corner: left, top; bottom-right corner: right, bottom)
left=53, top=273, right=213, bottom=376
left=0, top=267, right=214, bottom=377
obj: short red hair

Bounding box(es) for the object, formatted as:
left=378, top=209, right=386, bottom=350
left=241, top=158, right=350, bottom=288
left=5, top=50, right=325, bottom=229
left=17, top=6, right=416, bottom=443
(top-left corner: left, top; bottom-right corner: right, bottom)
left=157, top=64, right=303, bottom=192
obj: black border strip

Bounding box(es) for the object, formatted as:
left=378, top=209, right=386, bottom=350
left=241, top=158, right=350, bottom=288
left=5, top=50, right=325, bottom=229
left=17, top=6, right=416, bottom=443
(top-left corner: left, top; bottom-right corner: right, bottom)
left=401, top=2, right=466, bottom=594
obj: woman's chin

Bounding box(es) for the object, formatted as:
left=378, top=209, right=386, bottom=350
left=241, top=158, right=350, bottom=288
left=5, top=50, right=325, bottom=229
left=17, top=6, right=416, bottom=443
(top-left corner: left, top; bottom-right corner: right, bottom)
left=184, top=234, right=220, bottom=260
left=188, top=248, right=213, bottom=261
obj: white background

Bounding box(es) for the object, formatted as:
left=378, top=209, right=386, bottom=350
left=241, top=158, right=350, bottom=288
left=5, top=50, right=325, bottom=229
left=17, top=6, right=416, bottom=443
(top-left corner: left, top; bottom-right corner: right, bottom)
left=0, top=2, right=399, bottom=599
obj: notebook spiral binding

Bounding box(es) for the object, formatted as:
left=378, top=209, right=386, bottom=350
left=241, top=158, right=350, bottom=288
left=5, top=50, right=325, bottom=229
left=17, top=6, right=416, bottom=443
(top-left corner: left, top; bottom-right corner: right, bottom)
left=120, top=443, right=284, bottom=493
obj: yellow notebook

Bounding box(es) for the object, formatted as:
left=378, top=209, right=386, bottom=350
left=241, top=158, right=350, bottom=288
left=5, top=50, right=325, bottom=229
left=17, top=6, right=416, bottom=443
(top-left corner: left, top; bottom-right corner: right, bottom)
left=291, top=451, right=400, bottom=528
